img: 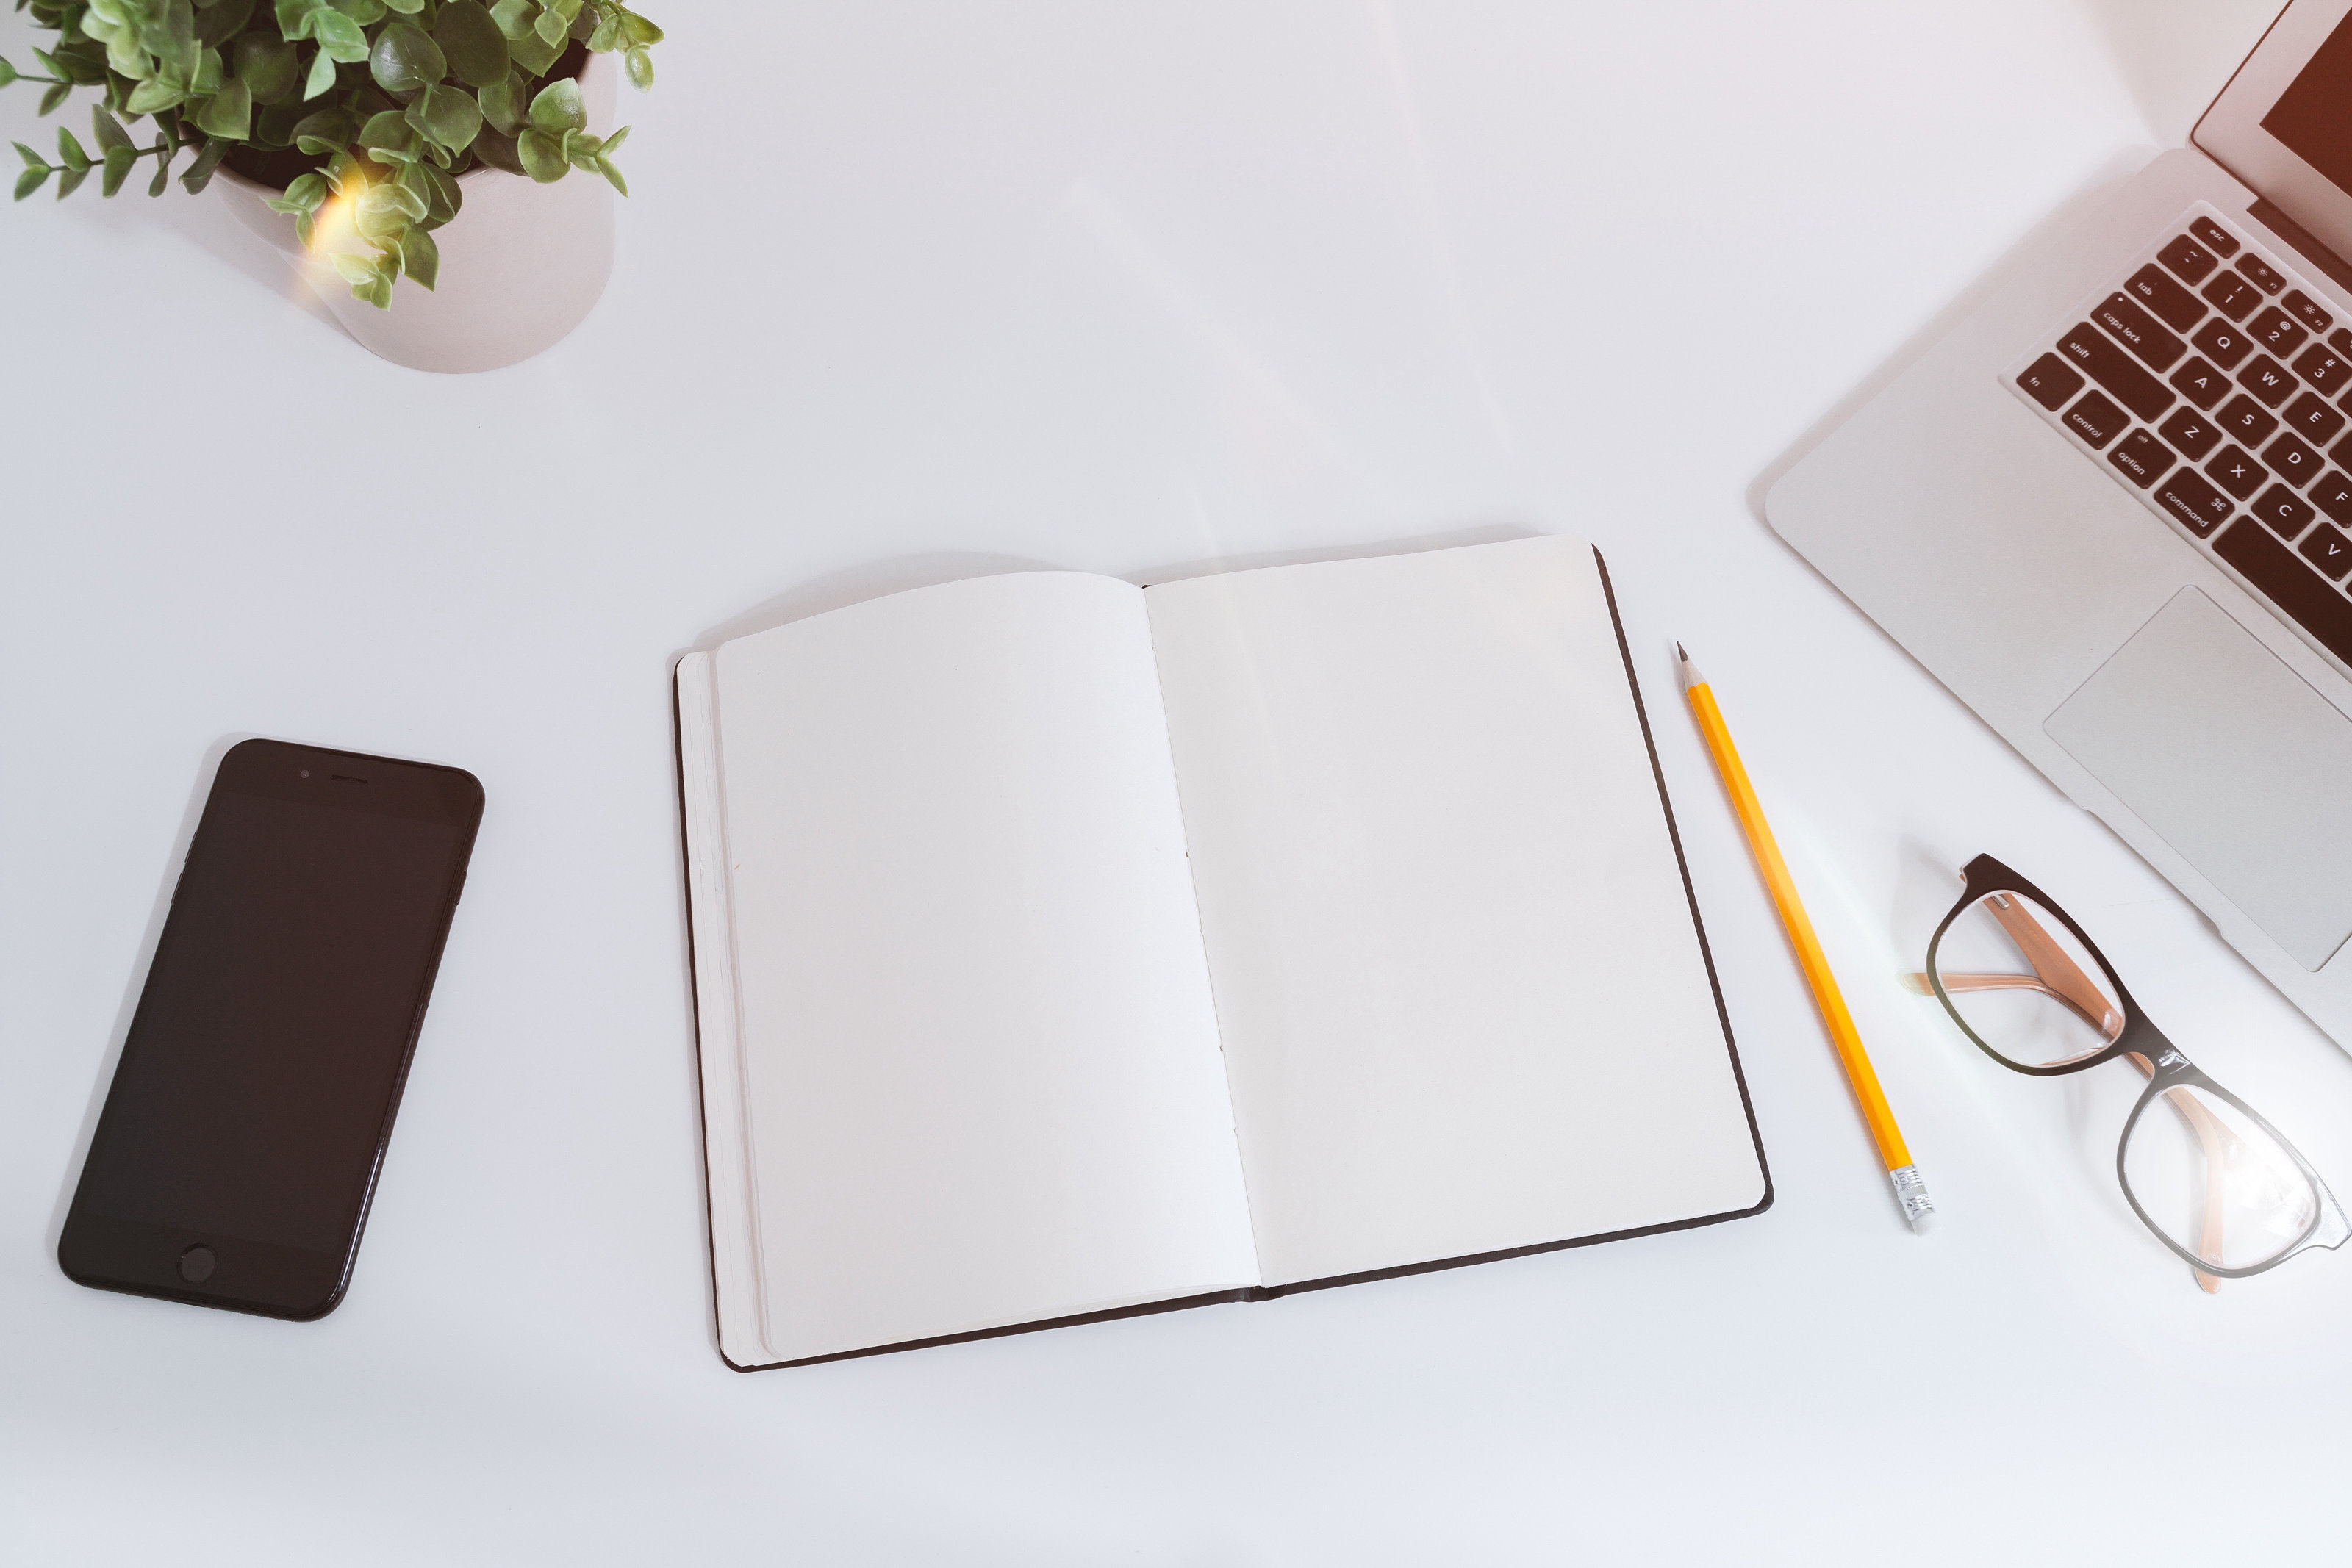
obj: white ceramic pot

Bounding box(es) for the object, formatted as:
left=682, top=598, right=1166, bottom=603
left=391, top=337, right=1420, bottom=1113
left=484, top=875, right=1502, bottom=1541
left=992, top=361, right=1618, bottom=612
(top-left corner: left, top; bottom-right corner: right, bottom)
left=212, top=58, right=617, bottom=374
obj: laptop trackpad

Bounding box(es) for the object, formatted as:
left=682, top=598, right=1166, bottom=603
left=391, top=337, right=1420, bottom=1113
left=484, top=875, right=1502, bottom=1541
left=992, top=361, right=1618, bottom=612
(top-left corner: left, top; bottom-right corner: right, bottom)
left=2047, top=588, right=2352, bottom=971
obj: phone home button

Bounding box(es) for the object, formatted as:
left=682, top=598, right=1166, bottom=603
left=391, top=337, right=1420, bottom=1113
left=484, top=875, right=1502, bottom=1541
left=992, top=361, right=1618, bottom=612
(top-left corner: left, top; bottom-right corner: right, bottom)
left=177, top=1245, right=215, bottom=1284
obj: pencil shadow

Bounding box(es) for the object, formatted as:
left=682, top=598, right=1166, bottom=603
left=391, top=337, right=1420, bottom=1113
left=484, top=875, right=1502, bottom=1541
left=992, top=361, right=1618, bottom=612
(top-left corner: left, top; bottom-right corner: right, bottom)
left=46, top=734, right=257, bottom=1254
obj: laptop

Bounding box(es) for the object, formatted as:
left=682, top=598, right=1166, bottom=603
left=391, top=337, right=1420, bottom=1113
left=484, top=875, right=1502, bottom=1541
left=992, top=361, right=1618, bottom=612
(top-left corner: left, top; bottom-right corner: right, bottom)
left=1768, top=0, right=2352, bottom=1046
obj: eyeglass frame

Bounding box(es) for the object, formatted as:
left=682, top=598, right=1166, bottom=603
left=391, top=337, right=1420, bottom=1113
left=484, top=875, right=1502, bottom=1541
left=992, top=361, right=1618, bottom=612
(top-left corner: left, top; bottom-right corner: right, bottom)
left=1922, top=852, right=2350, bottom=1284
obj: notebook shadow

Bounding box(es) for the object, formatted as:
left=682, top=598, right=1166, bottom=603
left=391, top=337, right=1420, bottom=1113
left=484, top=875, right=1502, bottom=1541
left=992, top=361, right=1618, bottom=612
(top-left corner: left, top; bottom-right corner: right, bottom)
left=44, top=733, right=257, bottom=1256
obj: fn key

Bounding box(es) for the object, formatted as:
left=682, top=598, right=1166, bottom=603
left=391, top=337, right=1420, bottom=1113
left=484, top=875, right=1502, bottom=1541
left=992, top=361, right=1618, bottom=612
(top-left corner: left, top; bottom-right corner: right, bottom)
left=2018, top=352, right=2085, bottom=411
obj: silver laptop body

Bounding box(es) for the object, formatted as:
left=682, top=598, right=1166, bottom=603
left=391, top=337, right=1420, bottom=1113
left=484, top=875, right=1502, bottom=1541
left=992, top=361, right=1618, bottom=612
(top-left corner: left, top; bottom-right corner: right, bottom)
left=1770, top=0, right=2352, bottom=1045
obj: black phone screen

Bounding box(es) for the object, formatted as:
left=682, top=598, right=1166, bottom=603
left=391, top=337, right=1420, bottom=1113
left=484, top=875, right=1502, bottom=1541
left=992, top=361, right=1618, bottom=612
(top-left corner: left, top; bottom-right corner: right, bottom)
left=60, top=740, right=481, bottom=1319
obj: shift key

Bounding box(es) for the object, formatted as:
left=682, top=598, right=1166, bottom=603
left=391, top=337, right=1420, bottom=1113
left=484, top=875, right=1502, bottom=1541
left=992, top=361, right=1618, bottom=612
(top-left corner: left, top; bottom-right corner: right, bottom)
left=2057, top=322, right=2176, bottom=420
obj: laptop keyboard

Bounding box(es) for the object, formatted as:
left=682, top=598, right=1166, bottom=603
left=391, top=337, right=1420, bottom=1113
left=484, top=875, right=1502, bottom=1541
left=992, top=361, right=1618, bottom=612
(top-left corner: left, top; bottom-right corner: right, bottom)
left=2007, top=204, right=2352, bottom=670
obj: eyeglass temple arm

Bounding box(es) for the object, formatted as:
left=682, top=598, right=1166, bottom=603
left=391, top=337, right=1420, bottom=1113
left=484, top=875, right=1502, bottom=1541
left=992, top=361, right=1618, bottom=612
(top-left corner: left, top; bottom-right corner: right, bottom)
left=1982, top=898, right=2126, bottom=1042
left=2129, top=1052, right=2232, bottom=1295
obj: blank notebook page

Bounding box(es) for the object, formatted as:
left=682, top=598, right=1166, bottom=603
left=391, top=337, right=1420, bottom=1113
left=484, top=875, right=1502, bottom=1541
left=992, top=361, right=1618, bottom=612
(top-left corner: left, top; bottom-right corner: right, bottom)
left=1144, top=537, right=1766, bottom=1287
left=711, top=574, right=1258, bottom=1362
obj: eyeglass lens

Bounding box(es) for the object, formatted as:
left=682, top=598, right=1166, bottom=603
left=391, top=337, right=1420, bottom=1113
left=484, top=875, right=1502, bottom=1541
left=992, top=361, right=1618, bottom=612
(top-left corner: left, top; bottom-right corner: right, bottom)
left=2123, top=1083, right=2320, bottom=1272
left=1929, top=890, right=2124, bottom=1068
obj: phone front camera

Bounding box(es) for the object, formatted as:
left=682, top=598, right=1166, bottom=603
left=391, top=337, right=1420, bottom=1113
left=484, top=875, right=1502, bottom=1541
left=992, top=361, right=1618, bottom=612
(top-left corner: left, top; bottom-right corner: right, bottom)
left=299, top=769, right=310, bottom=778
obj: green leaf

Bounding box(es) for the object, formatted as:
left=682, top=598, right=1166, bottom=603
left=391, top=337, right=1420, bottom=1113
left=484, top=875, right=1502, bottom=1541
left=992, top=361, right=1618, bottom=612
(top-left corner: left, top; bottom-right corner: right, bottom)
left=193, top=48, right=224, bottom=96
left=506, top=26, right=557, bottom=76
left=190, top=77, right=249, bottom=138
left=597, top=123, right=627, bottom=157
left=149, top=145, right=173, bottom=195
left=124, top=77, right=184, bottom=113
left=40, top=82, right=71, bottom=114
left=0, top=58, right=17, bottom=90
left=395, top=221, right=437, bottom=288
left=310, top=10, right=368, bottom=62
left=383, top=0, right=425, bottom=11
left=101, top=142, right=138, bottom=195
left=290, top=106, right=355, bottom=153
left=143, top=0, right=201, bottom=84
left=488, top=0, right=532, bottom=40
left=55, top=127, right=90, bottom=170
left=294, top=209, right=315, bottom=246
left=274, top=0, right=324, bottom=37
left=470, top=123, right=520, bottom=173
left=14, top=141, right=43, bottom=168
left=55, top=162, right=88, bottom=196
left=331, top=0, right=389, bottom=23
left=526, top=74, right=580, bottom=132
left=531, top=3, right=564, bottom=46
left=476, top=73, right=522, bottom=134
left=16, top=164, right=51, bottom=200
left=586, top=13, right=617, bottom=51
left=418, top=157, right=459, bottom=225
left=359, top=106, right=420, bottom=162
left=595, top=152, right=623, bottom=195
left=301, top=47, right=337, bottom=99
left=353, top=181, right=415, bottom=240
left=433, top=0, right=508, bottom=88
left=178, top=133, right=229, bottom=191
left=370, top=21, right=444, bottom=93
left=621, top=11, right=661, bottom=46
left=234, top=35, right=298, bottom=103
left=623, top=45, right=650, bottom=90
left=515, top=123, right=564, bottom=181
left=195, top=0, right=257, bottom=48
left=253, top=98, right=308, bottom=147
left=406, top=81, right=480, bottom=151
left=331, top=248, right=376, bottom=284
left=92, top=104, right=134, bottom=153
left=281, top=169, right=328, bottom=207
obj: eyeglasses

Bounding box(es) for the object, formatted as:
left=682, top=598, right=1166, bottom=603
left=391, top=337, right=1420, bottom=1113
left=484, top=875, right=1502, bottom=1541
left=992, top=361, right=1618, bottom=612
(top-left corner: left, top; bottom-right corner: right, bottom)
left=1913, top=854, right=2349, bottom=1290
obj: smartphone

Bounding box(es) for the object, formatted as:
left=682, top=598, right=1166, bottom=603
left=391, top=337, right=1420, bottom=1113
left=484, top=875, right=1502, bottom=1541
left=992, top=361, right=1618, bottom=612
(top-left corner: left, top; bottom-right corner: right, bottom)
left=59, top=738, right=483, bottom=1320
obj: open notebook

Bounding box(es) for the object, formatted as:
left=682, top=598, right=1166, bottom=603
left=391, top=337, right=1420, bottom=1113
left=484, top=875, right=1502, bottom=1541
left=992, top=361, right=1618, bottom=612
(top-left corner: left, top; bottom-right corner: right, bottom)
left=675, top=536, right=1770, bottom=1370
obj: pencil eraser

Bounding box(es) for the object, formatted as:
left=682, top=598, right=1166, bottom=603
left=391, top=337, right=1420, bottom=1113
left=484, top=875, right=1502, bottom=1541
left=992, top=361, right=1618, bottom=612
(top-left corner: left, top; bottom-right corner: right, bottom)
left=1889, top=1165, right=1934, bottom=1233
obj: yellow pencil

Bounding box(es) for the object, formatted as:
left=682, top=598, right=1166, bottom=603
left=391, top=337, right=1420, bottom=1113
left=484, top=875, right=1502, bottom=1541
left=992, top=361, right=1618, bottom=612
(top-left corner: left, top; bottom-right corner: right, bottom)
left=1678, top=644, right=1934, bottom=1233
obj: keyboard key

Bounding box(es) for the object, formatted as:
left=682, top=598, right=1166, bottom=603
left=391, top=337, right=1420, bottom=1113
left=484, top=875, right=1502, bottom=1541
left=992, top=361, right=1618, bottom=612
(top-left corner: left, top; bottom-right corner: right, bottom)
left=2056, top=323, right=2175, bottom=420
left=2238, top=353, right=2296, bottom=407
left=2125, top=265, right=2206, bottom=332
left=2334, top=327, right=2352, bottom=358
left=2293, top=345, right=2352, bottom=397
left=2248, top=306, right=2309, bottom=359
left=2309, top=468, right=2352, bottom=528
left=2267, top=431, right=2323, bottom=487
left=2239, top=254, right=2287, bottom=293
left=2017, top=352, right=2085, bottom=411
left=2284, top=389, right=2347, bottom=445
left=2190, top=216, right=2241, bottom=257
left=2169, top=355, right=2230, bottom=409
left=2203, top=271, right=2264, bottom=321
left=2193, top=318, right=2254, bottom=369
left=2159, top=234, right=2220, bottom=284
left=2254, top=483, right=2315, bottom=536
left=2109, top=429, right=2176, bottom=487
left=2064, top=389, right=2129, bottom=448
left=2154, top=467, right=2234, bottom=536
left=2094, top=293, right=2188, bottom=370
left=2217, top=394, right=2279, bottom=446
left=2286, top=289, right=2334, bottom=334
left=2301, top=522, right=2352, bottom=580
left=2209, top=443, right=2270, bottom=499
left=2159, top=405, right=2223, bottom=460
left=2215, top=519, right=2352, bottom=666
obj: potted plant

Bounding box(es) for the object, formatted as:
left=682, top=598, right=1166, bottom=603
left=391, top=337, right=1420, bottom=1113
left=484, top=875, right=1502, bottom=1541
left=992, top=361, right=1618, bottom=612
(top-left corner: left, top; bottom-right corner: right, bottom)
left=4, top=0, right=662, bottom=370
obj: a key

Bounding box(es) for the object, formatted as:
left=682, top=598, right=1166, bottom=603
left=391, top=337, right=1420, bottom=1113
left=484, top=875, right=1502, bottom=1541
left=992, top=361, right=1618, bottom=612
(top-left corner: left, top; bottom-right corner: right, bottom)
left=2238, top=353, right=2296, bottom=407
left=2307, top=468, right=2352, bottom=529
left=2193, top=318, right=2253, bottom=369
left=2285, top=289, right=2334, bottom=334
left=2254, top=483, right=2315, bottom=537
left=2284, top=389, right=2347, bottom=445
left=2189, top=216, right=2241, bottom=257
left=2055, top=323, right=2175, bottom=421
left=2154, top=467, right=2234, bottom=536
left=2169, top=356, right=2230, bottom=409
left=2125, top=265, right=2206, bottom=333
left=2239, top=254, right=2287, bottom=293
left=2249, top=306, right=2309, bottom=359
left=2095, top=293, right=2188, bottom=370
left=2159, top=234, right=2220, bottom=284
left=2215, top=521, right=2352, bottom=666
left=2292, top=345, right=2352, bottom=397
left=2209, top=443, right=2270, bottom=499
left=2065, top=389, right=2130, bottom=448
left=2159, top=406, right=2223, bottom=461
left=2217, top=393, right=2280, bottom=446
left=2018, top=353, right=2085, bottom=411
left=2267, top=431, right=2323, bottom=487
left=2301, top=522, right=2352, bottom=580
left=2109, top=429, right=2176, bottom=487
left=2202, top=271, right=2263, bottom=322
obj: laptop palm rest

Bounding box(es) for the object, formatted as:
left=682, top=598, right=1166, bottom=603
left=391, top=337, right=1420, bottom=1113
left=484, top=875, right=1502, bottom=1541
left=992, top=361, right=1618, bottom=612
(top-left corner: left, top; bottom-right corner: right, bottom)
left=2047, top=589, right=2352, bottom=972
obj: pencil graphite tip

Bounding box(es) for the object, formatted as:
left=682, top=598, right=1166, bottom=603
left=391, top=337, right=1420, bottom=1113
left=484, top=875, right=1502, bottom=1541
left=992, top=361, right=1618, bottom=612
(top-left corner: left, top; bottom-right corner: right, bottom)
left=1676, top=644, right=1704, bottom=690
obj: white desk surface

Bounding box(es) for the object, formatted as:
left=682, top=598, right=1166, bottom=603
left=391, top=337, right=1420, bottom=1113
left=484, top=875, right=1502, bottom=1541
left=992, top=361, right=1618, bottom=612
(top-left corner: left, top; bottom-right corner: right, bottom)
left=8, top=2, right=2351, bottom=1561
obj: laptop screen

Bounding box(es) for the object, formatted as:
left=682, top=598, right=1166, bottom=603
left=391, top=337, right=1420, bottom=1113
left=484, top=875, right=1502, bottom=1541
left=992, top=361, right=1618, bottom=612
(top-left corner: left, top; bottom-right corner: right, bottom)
left=2263, top=12, right=2352, bottom=196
